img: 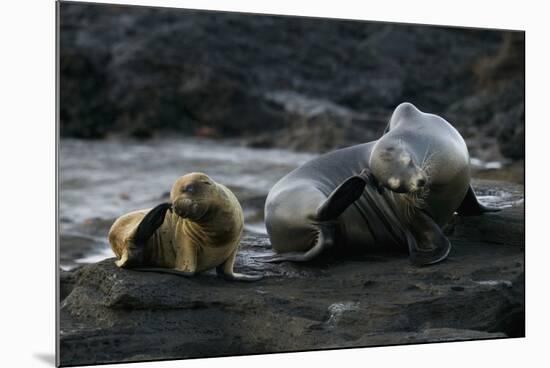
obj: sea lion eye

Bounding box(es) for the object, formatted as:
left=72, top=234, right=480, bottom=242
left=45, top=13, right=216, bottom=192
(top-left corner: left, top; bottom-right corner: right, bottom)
left=181, top=184, right=196, bottom=193
left=380, top=151, right=393, bottom=161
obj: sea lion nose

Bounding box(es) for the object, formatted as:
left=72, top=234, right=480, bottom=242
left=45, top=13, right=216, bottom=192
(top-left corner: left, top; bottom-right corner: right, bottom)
left=417, top=178, right=426, bottom=187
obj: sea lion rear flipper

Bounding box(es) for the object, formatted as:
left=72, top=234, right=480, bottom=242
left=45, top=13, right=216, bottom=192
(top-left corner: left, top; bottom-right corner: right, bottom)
left=316, top=173, right=370, bottom=221
left=406, top=210, right=452, bottom=266
left=122, top=202, right=172, bottom=268
left=456, top=186, right=501, bottom=216
left=216, top=249, right=264, bottom=282
left=255, top=225, right=334, bottom=263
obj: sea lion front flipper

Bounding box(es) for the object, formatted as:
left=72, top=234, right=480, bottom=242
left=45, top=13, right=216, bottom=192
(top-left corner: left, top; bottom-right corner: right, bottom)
left=456, top=186, right=501, bottom=216
left=316, top=173, right=370, bottom=221
left=406, top=210, right=452, bottom=266
left=216, top=266, right=264, bottom=282
left=130, top=267, right=195, bottom=277
left=133, top=202, right=173, bottom=245
left=122, top=202, right=172, bottom=268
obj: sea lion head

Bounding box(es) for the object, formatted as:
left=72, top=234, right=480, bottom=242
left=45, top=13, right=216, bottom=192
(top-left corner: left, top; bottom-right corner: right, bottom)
left=369, top=140, right=428, bottom=193
left=170, top=172, right=218, bottom=220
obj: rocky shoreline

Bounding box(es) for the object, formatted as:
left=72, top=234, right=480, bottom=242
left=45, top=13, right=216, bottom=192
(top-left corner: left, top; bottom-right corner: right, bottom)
left=59, top=180, right=524, bottom=366
left=59, top=3, right=524, bottom=164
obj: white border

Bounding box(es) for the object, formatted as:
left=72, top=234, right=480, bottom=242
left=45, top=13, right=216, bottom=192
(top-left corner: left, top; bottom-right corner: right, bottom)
left=62, top=0, right=528, bottom=30
left=1, top=0, right=548, bottom=367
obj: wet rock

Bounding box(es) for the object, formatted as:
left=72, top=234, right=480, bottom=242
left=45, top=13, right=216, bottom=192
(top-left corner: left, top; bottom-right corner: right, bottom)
left=496, top=102, right=525, bottom=160
left=445, top=32, right=524, bottom=162
left=449, top=203, right=524, bottom=247
left=60, top=217, right=116, bottom=270
left=59, top=180, right=524, bottom=366
left=59, top=269, right=78, bottom=301
left=248, top=91, right=388, bottom=152
left=59, top=234, right=100, bottom=269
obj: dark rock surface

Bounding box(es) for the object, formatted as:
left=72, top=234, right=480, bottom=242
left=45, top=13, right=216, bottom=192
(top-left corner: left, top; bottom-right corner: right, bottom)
left=59, top=3, right=524, bottom=161
left=59, top=180, right=524, bottom=366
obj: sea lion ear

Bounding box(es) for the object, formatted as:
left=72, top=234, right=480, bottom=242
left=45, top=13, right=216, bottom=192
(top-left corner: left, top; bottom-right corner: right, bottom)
left=316, top=174, right=368, bottom=221
left=405, top=210, right=452, bottom=266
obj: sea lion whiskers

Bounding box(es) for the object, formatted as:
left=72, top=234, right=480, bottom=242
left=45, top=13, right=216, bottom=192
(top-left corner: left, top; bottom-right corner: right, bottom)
left=395, top=144, right=436, bottom=222
left=420, top=140, right=432, bottom=169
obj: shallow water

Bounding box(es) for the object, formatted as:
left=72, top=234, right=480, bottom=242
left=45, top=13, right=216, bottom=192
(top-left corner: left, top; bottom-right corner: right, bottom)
left=59, top=138, right=520, bottom=270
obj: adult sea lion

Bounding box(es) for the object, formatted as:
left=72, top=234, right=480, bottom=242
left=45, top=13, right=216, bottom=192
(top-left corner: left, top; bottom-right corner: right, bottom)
left=263, top=102, right=498, bottom=266
left=108, top=172, right=262, bottom=281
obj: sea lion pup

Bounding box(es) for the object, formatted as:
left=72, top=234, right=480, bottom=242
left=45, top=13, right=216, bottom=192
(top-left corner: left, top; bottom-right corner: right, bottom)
left=108, top=172, right=263, bottom=282
left=262, top=102, right=499, bottom=266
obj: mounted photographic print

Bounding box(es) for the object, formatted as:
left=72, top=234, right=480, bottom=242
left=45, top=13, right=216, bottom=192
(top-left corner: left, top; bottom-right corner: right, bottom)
left=56, top=1, right=525, bottom=366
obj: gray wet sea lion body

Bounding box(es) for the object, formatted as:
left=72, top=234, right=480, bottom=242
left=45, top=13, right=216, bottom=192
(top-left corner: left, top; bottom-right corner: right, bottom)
left=264, top=102, right=497, bottom=265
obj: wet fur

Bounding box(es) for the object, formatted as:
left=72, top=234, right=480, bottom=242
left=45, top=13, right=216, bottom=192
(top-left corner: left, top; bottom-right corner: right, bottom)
left=263, top=102, right=488, bottom=266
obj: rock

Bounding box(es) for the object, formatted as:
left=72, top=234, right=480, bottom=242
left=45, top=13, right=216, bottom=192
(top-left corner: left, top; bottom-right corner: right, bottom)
left=59, top=234, right=100, bottom=269
left=445, top=32, right=525, bottom=161
left=471, top=160, right=524, bottom=185
left=247, top=91, right=387, bottom=152
left=59, top=180, right=524, bottom=366
left=59, top=3, right=524, bottom=163
left=59, top=217, right=116, bottom=270
left=449, top=204, right=524, bottom=247
left=59, top=269, right=78, bottom=301
left=496, top=102, right=525, bottom=160
left=445, top=179, right=525, bottom=246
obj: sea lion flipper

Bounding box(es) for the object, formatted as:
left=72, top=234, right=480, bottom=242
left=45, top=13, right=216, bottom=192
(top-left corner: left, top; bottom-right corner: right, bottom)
left=406, top=211, right=452, bottom=266
left=216, top=266, right=264, bottom=282
left=254, top=225, right=333, bottom=263
left=131, top=267, right=195, bottom=277
left=216, top=250, right=264, bottom=282
left=220, top=272, right=264, bottom=282
left=133, top=202, right=172, bottom=245
left=122, top=202, right=172, bottom=268
left=456, top=186, right=501, bottom=216
left=316, top=175, right=369, bottom=221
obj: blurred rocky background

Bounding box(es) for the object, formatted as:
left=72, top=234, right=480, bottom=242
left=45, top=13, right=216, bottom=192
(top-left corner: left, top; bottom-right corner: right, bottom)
left=59, top=2, right=524, bottom=182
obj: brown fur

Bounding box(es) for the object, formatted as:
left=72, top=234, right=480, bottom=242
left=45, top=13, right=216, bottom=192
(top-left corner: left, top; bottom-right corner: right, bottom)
left=108, top=173, right=246, bottom=276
